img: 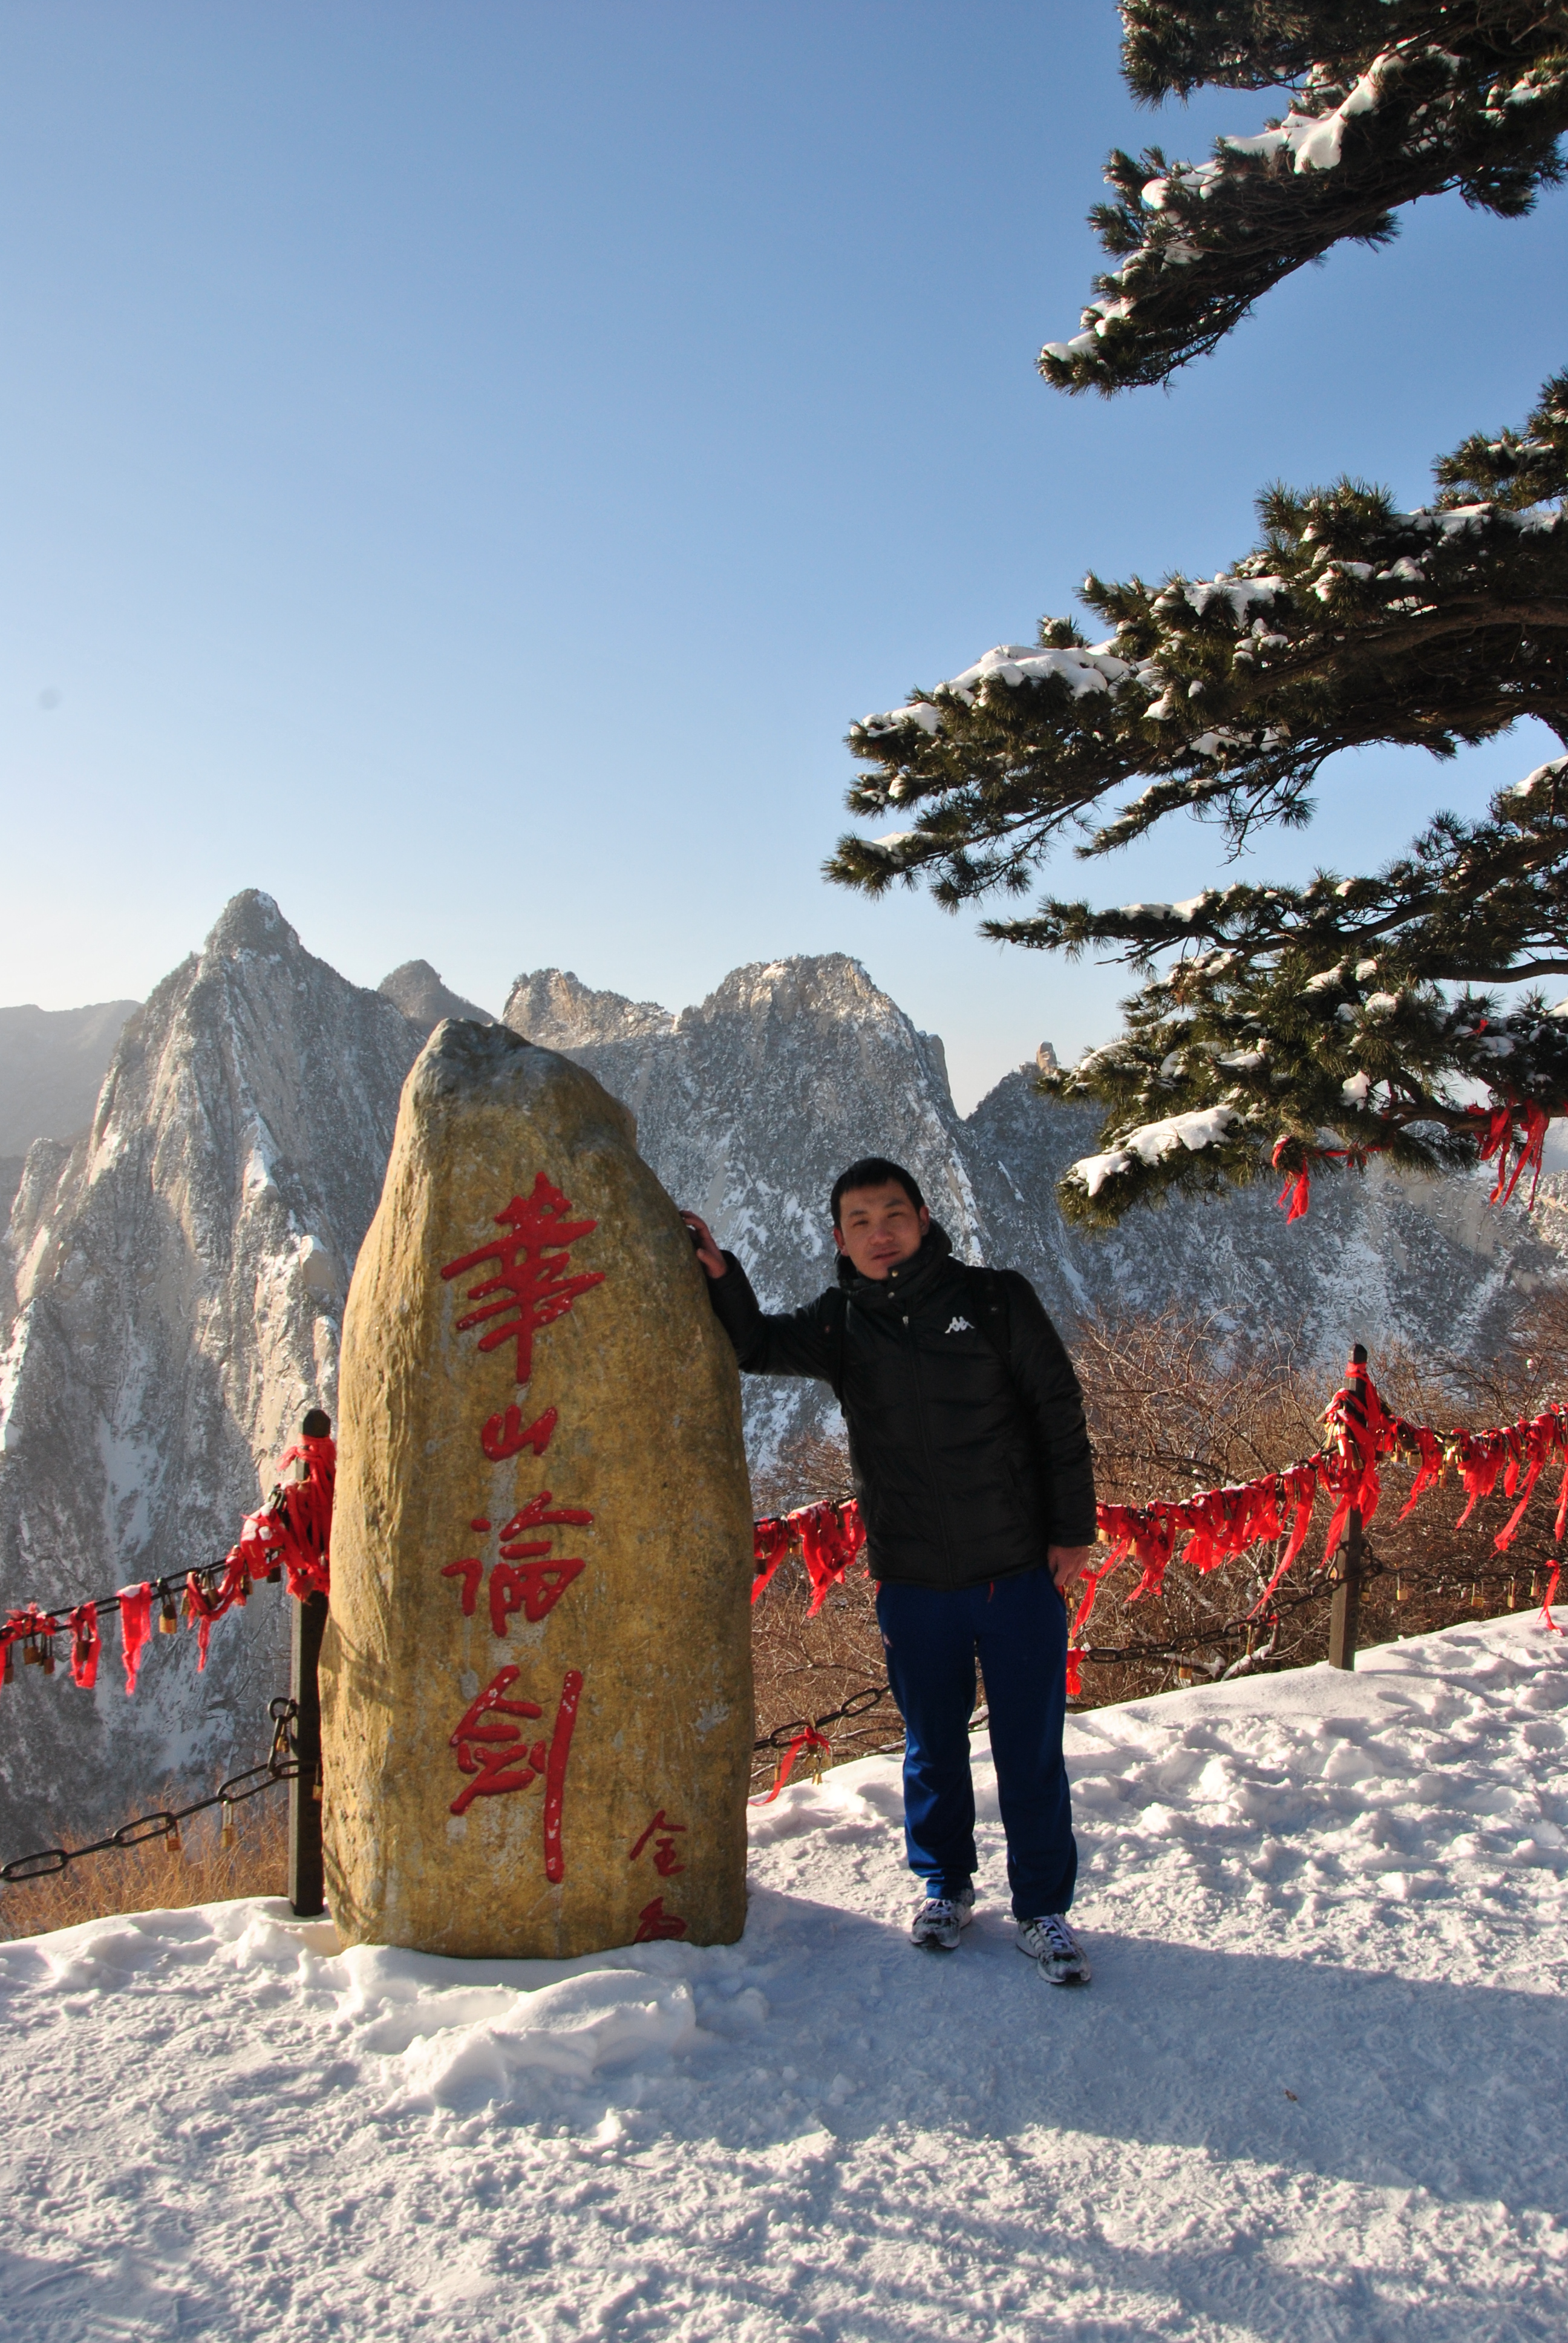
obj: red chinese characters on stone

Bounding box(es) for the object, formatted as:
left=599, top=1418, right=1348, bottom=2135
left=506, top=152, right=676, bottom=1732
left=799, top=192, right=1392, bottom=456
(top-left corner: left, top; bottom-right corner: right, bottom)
left=449, top=1663, right=584, bottom=1884
left=632, top=1898, right=688, bottom=1942
left=479, top=1404, right=557, bottom=1462
left=441, top=1487, right=595, bottom=1635
left=489, top=1558, right=586, bottom=1636
left=442, top=1557, right=485, bottom=1614
left=441, top=1177, right=605, bottom=1384
left=498, top=1490, right=595, bottom=1552
left=629, top=1810, right=687, bottom=1878
left=448, top=1666, right=543, bottom=1810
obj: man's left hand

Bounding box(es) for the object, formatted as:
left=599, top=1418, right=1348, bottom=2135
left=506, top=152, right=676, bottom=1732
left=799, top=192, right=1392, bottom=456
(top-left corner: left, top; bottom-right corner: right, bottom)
left=1048, top=1544, right=1095, bottom=1594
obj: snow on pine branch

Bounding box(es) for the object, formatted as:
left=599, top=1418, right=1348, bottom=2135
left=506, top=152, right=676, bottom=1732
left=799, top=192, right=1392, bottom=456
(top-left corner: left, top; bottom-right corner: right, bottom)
left=856, top=643, right=1131, bottom=744
left=1068, top=1106, right=1241, bottom=1201
left=836, top=382, right=1566, bottom=902
left=1039, top=11, right=1568, bottom=394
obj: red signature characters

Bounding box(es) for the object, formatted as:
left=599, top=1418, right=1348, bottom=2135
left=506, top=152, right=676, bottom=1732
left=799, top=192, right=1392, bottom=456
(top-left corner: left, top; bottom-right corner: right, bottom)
left=629, top=1810, right=688, bottom=1935
left=629, top=1809, right=687, bottom=1878
left=632, top=1898, right=688, bottom=1942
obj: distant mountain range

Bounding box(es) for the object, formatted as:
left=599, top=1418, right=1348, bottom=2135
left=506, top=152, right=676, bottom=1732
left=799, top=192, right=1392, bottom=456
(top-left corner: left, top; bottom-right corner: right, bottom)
left=1, top=891, right=1561, bottom=1850
left=0, top=999, right=141, bottom=1222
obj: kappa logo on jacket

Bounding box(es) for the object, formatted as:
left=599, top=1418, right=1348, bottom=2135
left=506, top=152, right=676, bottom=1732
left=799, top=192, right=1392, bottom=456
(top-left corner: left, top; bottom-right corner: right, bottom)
left=944, top=1316, right=975, bottom=1334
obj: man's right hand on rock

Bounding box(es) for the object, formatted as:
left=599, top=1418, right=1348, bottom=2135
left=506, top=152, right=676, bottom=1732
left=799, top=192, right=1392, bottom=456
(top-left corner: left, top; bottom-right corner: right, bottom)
left=679, top=1211, right=727, bottom=1279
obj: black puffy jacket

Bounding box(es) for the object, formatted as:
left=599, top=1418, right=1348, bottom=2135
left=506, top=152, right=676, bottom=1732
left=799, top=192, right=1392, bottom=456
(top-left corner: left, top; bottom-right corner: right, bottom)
left=706, top=1223, right=1096, bottom=1590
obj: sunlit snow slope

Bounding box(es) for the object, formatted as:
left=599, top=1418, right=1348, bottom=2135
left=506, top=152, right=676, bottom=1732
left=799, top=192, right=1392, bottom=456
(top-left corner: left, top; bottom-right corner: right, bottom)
left=1, top=1611, right=1564, bottom=2341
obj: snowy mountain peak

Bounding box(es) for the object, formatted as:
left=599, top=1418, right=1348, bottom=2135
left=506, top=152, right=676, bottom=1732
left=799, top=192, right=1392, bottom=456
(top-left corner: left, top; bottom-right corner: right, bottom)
left=676, top=954, right=886, bottom=1034
left=201, top=889, right=297, bottom=962
left=505, top=968, right=675, bottom=1049
left=0, top=896, right=420, bottom=1850
left=377, top=960, right=495, bottom=1037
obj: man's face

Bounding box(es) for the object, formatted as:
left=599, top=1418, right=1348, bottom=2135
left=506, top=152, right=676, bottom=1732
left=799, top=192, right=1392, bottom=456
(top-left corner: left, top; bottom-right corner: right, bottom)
left=832, top=1181, right=930, bottom=1280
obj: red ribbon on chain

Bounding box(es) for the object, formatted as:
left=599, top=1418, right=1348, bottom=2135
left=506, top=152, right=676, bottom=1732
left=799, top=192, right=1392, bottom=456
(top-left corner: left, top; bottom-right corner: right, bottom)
left=1087, top=1354, right=1568, bottom=1653
left=10, top=1358, right=1568, bottom=1715
left=750, top=1499, right=866, bottom=1613
left=117, top=1584, right=154, bottom=1696
left=266, top=1435, right=336, bottom=1599
left=68, top=1602, right=100, bottom=1688
left=751, top=1516, right=795, bottom=1604
left=751, top=1725, right=832, bottom=1804
left=0, top=1605, right=60, bottom=1688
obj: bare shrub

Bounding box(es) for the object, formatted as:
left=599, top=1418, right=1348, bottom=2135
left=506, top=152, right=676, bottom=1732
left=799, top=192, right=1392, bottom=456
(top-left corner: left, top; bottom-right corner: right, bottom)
left=1071, top=1307, right=1568, bottom=1708
left=744, top=1302, right=1568, bottom=1762
left=748, top=1422, right=900, bottom=1788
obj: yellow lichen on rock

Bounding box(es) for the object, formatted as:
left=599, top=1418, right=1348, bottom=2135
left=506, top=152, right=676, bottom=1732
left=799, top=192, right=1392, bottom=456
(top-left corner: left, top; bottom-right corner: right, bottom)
left=321, top=1019, right=754, bottom=1957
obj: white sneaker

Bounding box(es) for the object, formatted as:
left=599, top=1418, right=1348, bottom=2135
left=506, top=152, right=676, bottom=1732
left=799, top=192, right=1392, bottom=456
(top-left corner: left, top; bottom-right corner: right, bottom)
left=1016, top=1913, right=1090, bottom=1987
left=910, top=1885, right=975, bottom=1951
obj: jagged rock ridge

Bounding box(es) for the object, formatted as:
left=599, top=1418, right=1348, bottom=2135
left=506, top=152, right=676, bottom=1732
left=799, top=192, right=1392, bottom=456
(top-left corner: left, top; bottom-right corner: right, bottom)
left=0, top=893, right=419, bottom=1851
left=1, top=903, right=1560, bottom=1853
left=377, top=961, right=494, bottom=1037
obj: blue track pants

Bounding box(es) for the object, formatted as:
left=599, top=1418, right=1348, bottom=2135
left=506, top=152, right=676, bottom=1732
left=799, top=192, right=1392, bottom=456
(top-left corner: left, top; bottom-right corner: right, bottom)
left=875, top=1568, right=1076, bottom=1919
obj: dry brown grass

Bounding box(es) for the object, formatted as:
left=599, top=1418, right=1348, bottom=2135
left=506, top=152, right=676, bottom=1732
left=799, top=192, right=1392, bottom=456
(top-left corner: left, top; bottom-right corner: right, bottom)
left=0, top=1792, right=287, bottom=1943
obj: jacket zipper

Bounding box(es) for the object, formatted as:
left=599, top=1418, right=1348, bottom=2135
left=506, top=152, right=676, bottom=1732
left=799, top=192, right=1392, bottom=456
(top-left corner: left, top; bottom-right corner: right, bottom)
left=903, top=1304, right=959, bottom=1582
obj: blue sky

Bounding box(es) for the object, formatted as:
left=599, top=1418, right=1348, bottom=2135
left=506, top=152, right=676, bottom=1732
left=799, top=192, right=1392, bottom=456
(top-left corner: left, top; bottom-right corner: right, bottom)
left=4, top=1, right=1565, bottom=1111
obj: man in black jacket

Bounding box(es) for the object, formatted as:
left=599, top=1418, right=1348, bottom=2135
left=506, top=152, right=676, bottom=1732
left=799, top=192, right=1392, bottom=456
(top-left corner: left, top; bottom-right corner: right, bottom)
left=682, top=1156, right=1097, bottom=1987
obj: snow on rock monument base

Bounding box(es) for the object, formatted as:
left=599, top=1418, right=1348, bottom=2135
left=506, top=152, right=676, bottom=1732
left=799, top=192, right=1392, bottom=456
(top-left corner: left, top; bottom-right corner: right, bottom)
left=321, top=1018, right=754, bottom=1959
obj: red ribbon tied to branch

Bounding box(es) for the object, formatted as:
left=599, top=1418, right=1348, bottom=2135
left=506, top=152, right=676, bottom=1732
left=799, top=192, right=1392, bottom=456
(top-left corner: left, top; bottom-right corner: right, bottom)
left=1472, top=1098, right=1552, bottom=1210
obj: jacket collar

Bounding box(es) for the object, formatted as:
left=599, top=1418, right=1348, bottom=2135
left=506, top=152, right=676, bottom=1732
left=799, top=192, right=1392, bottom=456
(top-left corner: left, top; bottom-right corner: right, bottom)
left=837, top=1220, right=957, bottom=1309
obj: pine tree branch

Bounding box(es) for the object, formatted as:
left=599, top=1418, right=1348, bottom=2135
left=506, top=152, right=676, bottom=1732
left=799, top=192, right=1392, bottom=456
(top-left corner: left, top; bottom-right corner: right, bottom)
left=1040, top=5, right=1568, bottom=393
left=831, top=375, right=1568, bottom=1222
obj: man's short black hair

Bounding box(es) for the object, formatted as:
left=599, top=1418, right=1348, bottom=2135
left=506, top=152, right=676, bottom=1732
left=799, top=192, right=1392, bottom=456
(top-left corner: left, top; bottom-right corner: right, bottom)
left=831, top=1156, right=926, bottom=1227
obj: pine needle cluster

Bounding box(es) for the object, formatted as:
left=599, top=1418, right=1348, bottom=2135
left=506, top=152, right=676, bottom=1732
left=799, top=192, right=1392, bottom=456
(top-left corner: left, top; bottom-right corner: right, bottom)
left=1044, top=3, right=1568, bottom=395
left=829, top=3, right=1568, bottom=1225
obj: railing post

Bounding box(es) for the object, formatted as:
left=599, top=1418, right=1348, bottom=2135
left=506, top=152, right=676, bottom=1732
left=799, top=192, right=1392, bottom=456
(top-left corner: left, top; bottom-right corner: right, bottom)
left=1328, top=1506, right=1364, bottom=1671
left=1328, top=1341, right=1370, bottom=1673
left=289, top=1590, right=328, bottom=1916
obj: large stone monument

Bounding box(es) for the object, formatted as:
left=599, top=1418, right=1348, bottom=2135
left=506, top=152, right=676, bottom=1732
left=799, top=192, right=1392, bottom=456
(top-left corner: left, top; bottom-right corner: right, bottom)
left=320, top=1020, right=754, bottom=1957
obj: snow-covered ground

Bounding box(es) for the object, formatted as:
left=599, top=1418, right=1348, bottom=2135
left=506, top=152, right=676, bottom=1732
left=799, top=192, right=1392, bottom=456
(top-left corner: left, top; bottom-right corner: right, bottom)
left=3, top=1611, right=1566, bottom=2341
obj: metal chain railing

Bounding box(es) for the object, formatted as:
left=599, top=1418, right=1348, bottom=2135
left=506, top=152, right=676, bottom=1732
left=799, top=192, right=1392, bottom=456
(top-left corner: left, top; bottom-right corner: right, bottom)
left=0, top=1696, right=307, bottom=1886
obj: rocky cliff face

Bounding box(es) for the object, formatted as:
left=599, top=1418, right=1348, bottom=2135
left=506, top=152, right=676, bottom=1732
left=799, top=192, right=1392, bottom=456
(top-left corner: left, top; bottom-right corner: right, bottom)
left=0, top=894, right=418, bottom=1852
left=1, top=909, right=1560, bottom=1855
left=377, top=961, right=495, bottom=1037
left=505, top=958, right=1563, bottom=1461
